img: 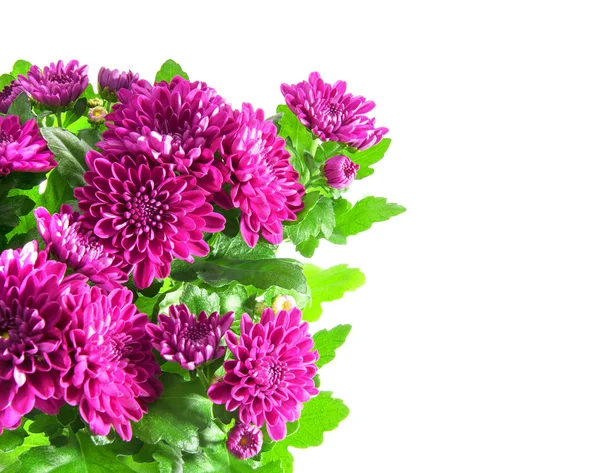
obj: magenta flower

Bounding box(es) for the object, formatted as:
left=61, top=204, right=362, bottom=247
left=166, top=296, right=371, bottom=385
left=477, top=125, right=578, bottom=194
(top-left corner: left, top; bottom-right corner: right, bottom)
left=74, top=151, right=225, bottom=289
left=98, top=67, right=140, bottom=101
left=34, top=205, right=128, bottom=291
left=0, top=241, right=87, bottom=433
left=0, top=81, right=22, bottom=114
left=227, top=423, right=263, bottom=459
left=281, top=72, right=388, bottom=150
left=100, top=76, right=237, bottom=194
left=323, top=155, right=360, bottom=189
left=222, top=103, right=304, bottom=248
left=62, top=286, right=162, bottom=441
left=147, top=304, right=234, bottom=370
left=208, top=307, right=319, bottom=441
left=0, top=115, right=56, bottom=176
left=18, top=60, right=88, bottom=110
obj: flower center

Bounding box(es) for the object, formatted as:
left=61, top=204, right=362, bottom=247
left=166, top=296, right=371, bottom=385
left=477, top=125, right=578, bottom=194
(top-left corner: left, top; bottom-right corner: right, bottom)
left=239, top=433, right=255, bottom=448
left=0, top=84, right=14, bottom=101
left=108, top=334, right=132, bottom=361
left=343, top=161, right=356, bottom=178
left=280, top=300, right=293, bottom=311
left=0, top=307, right=16, bottom=339
left=0, top=131, right=12, bottom=144
left=327, top=102, right=342, bottom=116
left=182, top=323, right=210, bottom=344
left=123, top=186, right=166, bottom=234
left=257, top=357, right=287, bottom=388
left=49, top=73, right=72, bottom=85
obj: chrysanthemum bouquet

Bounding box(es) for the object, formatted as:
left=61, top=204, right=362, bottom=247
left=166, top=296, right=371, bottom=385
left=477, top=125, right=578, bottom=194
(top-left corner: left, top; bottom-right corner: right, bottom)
left=0, top=58, right=404, bottom=472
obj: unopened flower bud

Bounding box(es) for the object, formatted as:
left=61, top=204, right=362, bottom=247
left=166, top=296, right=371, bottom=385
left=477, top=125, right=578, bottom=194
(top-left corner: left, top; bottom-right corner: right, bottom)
left=87, top=97, right=103, bottom=108
left=88, top=106, right=107, bottom=124
left=323, top=155, right=360, bottom=189
left=226, top=423, right=263, bottom=460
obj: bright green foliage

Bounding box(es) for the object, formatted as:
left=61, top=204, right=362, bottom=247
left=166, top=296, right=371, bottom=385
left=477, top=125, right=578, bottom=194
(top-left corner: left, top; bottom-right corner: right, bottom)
left=8, top=93, right=34, bottom=124
left=328, top=196, right=406, bottom=244
left=11, top=59, right=32, bottom=77
left=342, top=138, right=391, bottom=179
left=155, top=59, right=189, bottom=83
left=312, top=325, right=352, bottom=368
left=40, top=128, right=90, bottom=188
left=302, top=264, right=366, bottom=322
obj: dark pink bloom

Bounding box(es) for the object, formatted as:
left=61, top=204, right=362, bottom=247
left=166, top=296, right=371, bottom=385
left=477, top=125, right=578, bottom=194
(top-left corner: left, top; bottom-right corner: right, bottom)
left=0, top=115, right=56, bottom=176
left=208, top=307, right=319, bottom=441
left=74, top=151, right=225, bottom=289
left=18, top=60, right=88, bottom=110
left=34, top=205, right=128, bottom=291
left=147, top=304, right=234, bottom=370
left=62, top=286, right=162, bottom=441
left=0, top=241, right=87, bottom=433
left=222, top=103, right=304, bottom=248
left=323, top=155, right=360, bottom=189
left=100, top=76, right=237, bottom=194
left=227, top=423, right=263, bottom=459
left=281, top=72, right=388, bottom=150
left=98, top=67, right=140, bottom=101
left=0, top=81, right=22, bottom=114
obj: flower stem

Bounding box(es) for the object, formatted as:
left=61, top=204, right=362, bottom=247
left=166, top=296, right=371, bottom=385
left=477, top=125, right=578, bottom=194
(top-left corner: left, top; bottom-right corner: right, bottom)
left=55, top=112, right=63, bottom=128
left=310, top=139, right=319, bottom=157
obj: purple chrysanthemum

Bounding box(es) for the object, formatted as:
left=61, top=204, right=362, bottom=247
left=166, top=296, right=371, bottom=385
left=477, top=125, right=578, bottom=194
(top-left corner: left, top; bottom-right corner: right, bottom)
left=34, top=205, right=128, bottom=291
left=208, top=307, right=319, bottom=441
left=323, top=155, right=360, bottom=189
left=18, top=60, right=88, bottom=110
left=222, top=103, right=304, bottom=248
left=0, top=81, right=22, bottom=114
left=227, top=423, right=263, bottom=459
left=0, top=241, right=87, bottom=433
left=98, top=67, right=140, bottom=101
left=281, top=71, right=388, bottom=150
left=62, top=286, right=162, bottom=441
left=100, top=76, right=237, bottom=194
left=0, top=115, right=56, bottom=176
left=74, top=151, right=225, bottom=289
left=147, top=304, right=234, bottom=370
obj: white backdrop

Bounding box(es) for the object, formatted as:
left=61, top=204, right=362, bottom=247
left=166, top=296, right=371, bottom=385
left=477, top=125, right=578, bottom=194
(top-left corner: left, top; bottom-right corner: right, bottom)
left=2, top=0, right=600, bottom=471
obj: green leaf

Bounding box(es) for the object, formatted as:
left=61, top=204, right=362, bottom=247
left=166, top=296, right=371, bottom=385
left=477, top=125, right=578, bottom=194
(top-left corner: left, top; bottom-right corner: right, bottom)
left=0, top=421, right=50, bottom=470
left=0, top=195, right=35, bottom=233
left=276, top=104, right=313, bottom=158
left=41, top=128, right=91, bottom=188
left=312, top=325, right=352, bottom=368
left=63, top=98, right=88, bottom=128
left=261, top=392, right=349, bottom=472
left=155, top=59, right=189, bottom=84
left=78, top=128, right=103, bottom=149
left=7, top=93, right=34, bottom=124
left=0, top=74, right=15, bottom=89
left=295, top=237, right=320, bottom=258
left=302, top=264, right=365, bottom=322
left=342, top=138, right=391, bottom=179
left=40, top=169, right=74, bottom=214
left=15, top=431, right=144, bottom=473
left=328, top=196, right=406, bottom=244
left=181, top=284, right=221, bottom=314
left=11, top=60, right=32, bottom=78
left=0, top=426, right=27, bottom=452
left=285, top=197, right=334, bottom=246
left=153, top=442, right=184, bottom=473
left=170, top=258, right=308, bottom=294
left=133, top=373, right=212, bottom=453
left=214, top=283, right=249, bottom=315
left=182, top=443, right=280, bottom=473
left=209, top=233, right=276, bottom=260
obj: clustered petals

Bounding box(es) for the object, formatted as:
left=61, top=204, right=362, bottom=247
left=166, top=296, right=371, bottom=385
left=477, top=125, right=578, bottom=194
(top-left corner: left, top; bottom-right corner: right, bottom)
left=208, top=307, right=319, bottom=441
left=74, top=151, right=225, bottom=289
left=227, top=423, right=263, bottom=459
left=98, top=67, right=140, bottom=101
left=18, top=60, right=88, bottom=110
left=281, top=71, right=388, bottom=150
left=34, top=205, right=128, bottom=291
left=147, top=304, right=234, bottom=370
left=0, top=81, right=22, bottom=114
left=62, top=286, right=162, bottom=440
left=323, top=155, right=360, bottom=189
left=0, top=242, right=87, bottom=432
left=222, top=103, right=305, bottom=247
left=0, top=115, right=56, bottom=176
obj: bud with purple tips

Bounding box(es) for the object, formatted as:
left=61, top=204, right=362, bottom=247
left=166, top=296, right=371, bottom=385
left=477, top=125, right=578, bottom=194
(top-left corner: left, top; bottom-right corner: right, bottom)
left=323, top=155, right=360, bottom=189
left=226, top=423, right=263, bottom=459
left=98, top=67, right=139, bottom=101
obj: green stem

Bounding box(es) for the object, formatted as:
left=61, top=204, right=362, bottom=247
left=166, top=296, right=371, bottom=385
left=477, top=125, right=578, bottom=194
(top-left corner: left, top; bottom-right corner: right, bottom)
left=55, top=112, right=63, bottom=128
left=310, top=138, right=319, bottom=157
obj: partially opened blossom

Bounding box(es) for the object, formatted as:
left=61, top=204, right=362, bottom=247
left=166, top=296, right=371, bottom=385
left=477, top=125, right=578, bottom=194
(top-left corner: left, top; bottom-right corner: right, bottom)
left=87, top=106, right=107, bottom=124
left=281, top=71, right=388, bottom=150
left=100, top=76, right=237, bottom=193
left=98, top=67, right=139, bottom=101
left=227, top=423, right=263, bottom=459
left=323, top=155, right=360, bottom=189
left=0, top=81, right=22, bottom=113
left=18, top=60, right=88, bottom=110
left=74, top=151, right=225, bottom=289
left=208, top=307, right=319, bottom=441
left=0, top=241, right=86, bottom=433
left=222, top=103, right=304, bottom=247
left=62, top=286, right=162, bottom=441
left=272, top=295, right=296, bottom=314
left=34, top=205, right=128, bottom=291
left=147, top=304, right=234, bottom=370
left=0, top=115, right=56, bottom=175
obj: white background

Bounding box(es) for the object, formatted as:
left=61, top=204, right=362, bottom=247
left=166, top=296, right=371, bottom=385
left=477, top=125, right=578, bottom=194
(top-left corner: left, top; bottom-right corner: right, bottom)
left=2, top=0, right=600, bottom=471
